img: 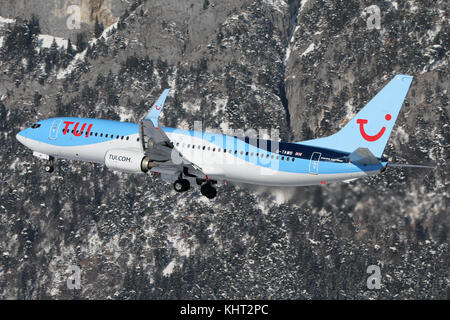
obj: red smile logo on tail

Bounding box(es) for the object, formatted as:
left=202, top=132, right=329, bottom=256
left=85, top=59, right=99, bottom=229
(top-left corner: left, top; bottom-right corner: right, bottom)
left=356, top=114, right=391, bottom=142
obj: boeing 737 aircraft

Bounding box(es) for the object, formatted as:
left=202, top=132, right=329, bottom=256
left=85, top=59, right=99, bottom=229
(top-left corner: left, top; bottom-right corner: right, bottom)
left=16, top=75, right=432, bottom=198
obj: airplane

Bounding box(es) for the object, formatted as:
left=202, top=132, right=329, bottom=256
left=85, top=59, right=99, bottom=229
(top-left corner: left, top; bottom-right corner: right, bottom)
left=16, top=74, right=433, bottom=199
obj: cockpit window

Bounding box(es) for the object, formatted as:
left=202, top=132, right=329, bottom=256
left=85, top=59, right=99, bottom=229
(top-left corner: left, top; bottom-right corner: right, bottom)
left=31, top=123, right=41, bottom=129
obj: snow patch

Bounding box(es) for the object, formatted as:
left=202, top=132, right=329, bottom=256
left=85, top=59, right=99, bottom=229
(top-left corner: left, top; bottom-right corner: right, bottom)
left=162, top=260, right=176, bottom=276
left=118, top=106, right=133, bottom=122
left=0, top=16, right=15, bottom=26
left=407, top=1, right=419, bottom=12
left=300, top=0, right=311, bottom=12
left=301, top=43, right=315, bottom=56
left=56, top=21, right=118, bottom=79
left=167, top=235, right=191, bottom=257
left=37, top=35, right=71, bottom=50
left=183, top=100, right=201, bottom=112
left=263, top=0, right=288, bottom=13
left=57, top=50, right=86, bottom=79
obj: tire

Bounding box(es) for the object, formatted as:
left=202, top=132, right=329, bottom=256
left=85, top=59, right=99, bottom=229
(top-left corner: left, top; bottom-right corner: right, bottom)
left=44, top=165, right=54, bottom=173
left=174, top=179, right=190, bottom=192
left=173, top=180, right=184, bottom=192
left=201, top=183, right=217, bottom=199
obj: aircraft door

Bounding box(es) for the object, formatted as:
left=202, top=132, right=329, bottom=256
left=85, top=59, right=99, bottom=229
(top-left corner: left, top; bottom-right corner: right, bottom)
left=309, top=152, right=321, bottom=174
left=48, top=119, right=62, bottom=140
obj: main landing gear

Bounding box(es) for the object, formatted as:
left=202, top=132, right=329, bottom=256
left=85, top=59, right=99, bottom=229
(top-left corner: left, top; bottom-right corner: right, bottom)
left=173, top=177, right=217, bottom=199
left=201, top=183, right=217, bottom=199
left=173, top=179, right=190, bottom=192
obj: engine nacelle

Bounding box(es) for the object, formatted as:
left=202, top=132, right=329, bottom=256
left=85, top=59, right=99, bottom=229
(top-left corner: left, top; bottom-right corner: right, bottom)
left=104, top=149, right=155, bottom=173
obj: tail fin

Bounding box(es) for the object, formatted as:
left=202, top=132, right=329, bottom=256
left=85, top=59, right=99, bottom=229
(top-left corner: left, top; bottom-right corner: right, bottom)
left=298, top=75, right=413, bottom=158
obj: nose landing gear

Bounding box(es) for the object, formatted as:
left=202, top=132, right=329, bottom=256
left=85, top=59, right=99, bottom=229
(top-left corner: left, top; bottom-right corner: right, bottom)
left=44, top=164, right=54, bottom=173
left=43, top=156, right=55, bottom=173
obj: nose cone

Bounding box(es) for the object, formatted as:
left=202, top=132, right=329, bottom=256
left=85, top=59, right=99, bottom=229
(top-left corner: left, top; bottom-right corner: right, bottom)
left=16, top=131, right=27, bottom=145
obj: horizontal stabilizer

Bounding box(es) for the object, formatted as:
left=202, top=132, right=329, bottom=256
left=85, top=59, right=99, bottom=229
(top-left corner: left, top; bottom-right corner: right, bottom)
left=348, top=147, right=381, bottom=165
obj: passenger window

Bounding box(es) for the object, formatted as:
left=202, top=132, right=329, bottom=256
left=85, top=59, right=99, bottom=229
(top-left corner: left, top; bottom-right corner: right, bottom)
left=100, top=133, right=103, bottom=137
left=286, top=157, right=289, bottom=161
left=203, top=146, right=206, bottom=150
left=192, top=145, right=195, bottom=149
left=121, top=136, right=124, bottom=140
left=105, top=134, right=108, bottom=138
left=292, top=158, right=295, bottom=162
left=212, top=148, right=216, bottom=152
left=245, top=152, right=249, bottom=156
left=126, top=137, right=129, bottom=140
left=31, top=123, right=41, bottom=129
left=281, top=156, right=285, bottom=160
left=95, top=133, right=98, bottom=136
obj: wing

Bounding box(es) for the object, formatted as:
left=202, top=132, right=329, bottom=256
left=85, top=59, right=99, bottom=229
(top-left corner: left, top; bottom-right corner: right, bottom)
left=140, top=89, right=207, bottom=182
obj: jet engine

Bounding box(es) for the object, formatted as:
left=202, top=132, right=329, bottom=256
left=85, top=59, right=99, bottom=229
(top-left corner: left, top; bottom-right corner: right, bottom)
left=105, top=149, right=156, bottom=173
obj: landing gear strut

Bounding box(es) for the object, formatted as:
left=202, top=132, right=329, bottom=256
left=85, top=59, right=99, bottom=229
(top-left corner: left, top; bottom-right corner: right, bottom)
left=173, top=179, right=190, bottom=192
left=201, top=183, right=217, bottom=199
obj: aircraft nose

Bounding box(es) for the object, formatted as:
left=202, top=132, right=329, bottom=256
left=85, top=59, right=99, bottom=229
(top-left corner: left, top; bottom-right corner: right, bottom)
left=16, top=131, right=26, bottom=145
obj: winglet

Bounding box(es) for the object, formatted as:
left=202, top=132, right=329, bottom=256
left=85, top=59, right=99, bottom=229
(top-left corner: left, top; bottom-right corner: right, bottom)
left=143, top=88, right=171, bottom=128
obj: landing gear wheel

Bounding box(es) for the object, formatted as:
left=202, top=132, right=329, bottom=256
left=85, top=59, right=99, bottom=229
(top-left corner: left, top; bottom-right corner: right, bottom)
left=201, top=183, right=217, bottom=199
left=44, top=165, right=54, bottom=173
left=173, top=179, right=190, bottom=192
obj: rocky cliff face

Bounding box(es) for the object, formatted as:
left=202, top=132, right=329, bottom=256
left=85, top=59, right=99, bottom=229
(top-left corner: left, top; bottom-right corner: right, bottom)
left=0, top=0, right=128, bottom=39
left=0, top=0, right=448, bottom=299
